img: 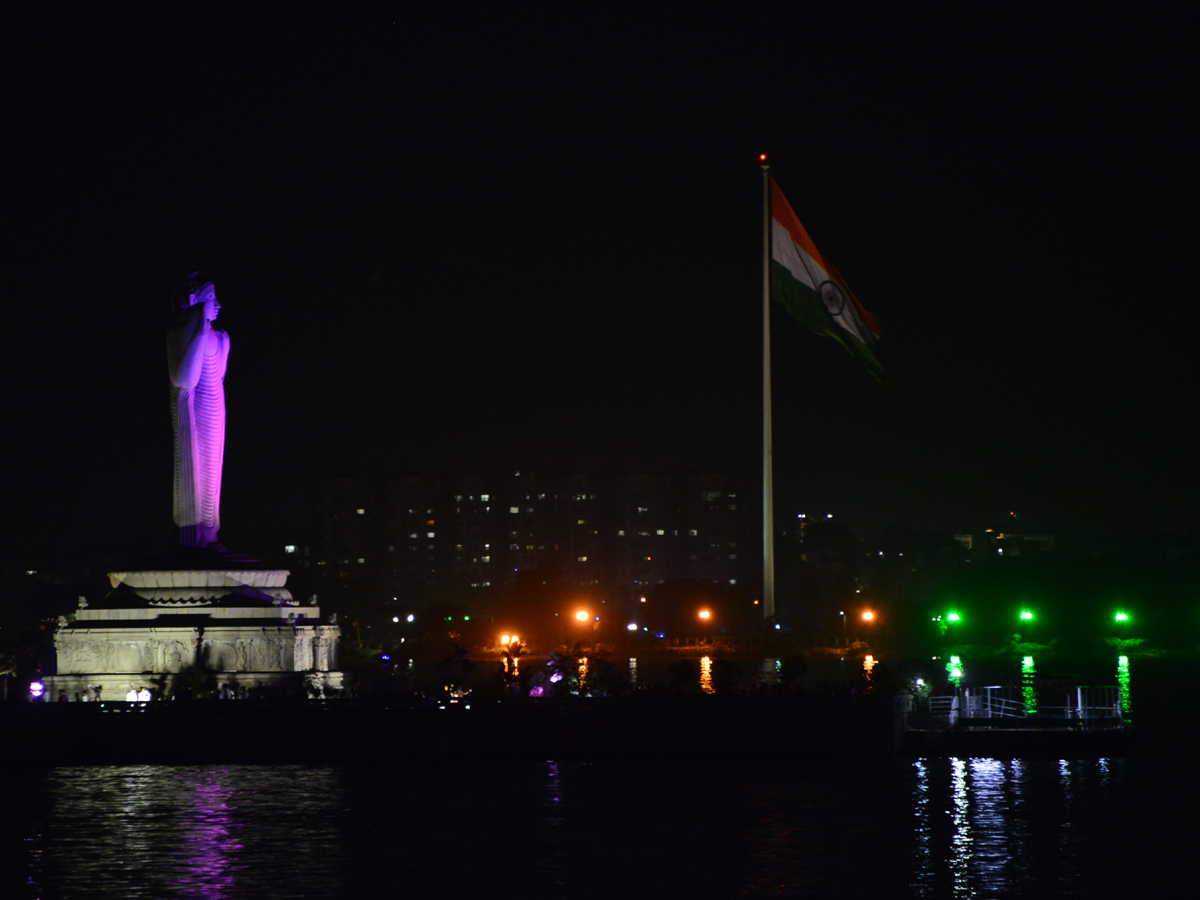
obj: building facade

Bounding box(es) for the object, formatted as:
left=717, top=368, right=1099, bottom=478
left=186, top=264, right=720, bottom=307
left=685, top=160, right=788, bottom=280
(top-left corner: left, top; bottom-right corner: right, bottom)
left=303, top=471, right=755, bottom=610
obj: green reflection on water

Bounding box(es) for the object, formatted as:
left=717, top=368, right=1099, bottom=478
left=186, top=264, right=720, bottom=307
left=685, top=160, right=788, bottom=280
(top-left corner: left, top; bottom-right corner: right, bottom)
left=1021, top=655, right=1037, bottom=714
left=1117, top=655, right=1131, bottom=722
left=947, top=655, right=963, bottom=689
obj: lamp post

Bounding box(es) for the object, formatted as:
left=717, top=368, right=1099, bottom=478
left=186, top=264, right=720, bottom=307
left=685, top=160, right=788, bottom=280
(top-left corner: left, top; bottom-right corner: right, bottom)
left=860, top=609, right=876, bottom=650
left=573, top=608, right=598, bottom=646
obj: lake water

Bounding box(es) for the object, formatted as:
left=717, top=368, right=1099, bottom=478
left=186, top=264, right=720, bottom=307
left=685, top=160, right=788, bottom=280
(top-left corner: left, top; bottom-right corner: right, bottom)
left=1, top=752, right=1183, bottom=898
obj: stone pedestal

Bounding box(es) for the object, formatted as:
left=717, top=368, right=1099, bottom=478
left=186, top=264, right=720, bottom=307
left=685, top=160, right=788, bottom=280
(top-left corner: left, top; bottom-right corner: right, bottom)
left=45, top=555, right=343, bottom=701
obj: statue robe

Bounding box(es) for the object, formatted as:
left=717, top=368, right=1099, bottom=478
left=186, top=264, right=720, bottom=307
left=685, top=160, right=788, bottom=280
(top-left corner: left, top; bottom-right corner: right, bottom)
left=167, top=310, right=230, bottom=548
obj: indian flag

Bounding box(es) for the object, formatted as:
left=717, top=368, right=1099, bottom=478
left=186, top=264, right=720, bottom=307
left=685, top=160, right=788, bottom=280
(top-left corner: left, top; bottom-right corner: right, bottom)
left=770, top=179, right=884, bottom=381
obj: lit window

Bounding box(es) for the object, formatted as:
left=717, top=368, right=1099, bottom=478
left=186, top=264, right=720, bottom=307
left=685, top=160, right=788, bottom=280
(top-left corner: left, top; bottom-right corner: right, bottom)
left=481, top=555, right=490, bottom=563
left=357, top=509, right=365, bottom=515
left=284, top=544, right=297, bottom=554
left=577, top=519, right=586, bottom=525
left=578, top=556, right=587, bottom=562
left=618, top=530, right=625, bottom=537
left=688, top=529, right=698, bottom=537
left=510, top=507, right=519, bottom=514
left=656, top=529, right=665, bottom=536
left=427, top=532, right=435, bottom=538
left=481, top=494, right=490, bottom=502
left=357, top=558, right=365, bottom=564
left=637, top=506, right=649, bottom=514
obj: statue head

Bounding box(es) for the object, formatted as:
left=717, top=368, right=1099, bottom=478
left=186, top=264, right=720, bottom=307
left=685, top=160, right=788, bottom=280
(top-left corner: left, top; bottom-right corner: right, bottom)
left=178, top=272, right=220, bottom=322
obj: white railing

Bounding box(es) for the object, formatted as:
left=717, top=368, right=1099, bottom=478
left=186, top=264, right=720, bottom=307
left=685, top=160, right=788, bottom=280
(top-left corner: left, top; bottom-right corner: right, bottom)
left=926, top=686, right=1123, bottom=726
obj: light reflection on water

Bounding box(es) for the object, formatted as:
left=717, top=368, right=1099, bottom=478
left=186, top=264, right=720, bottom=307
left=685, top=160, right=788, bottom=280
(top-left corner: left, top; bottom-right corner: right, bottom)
left=5, top=756, right=1149, bottom=899
left=949, top=757, right=972, bottom=896
left=1117, top=655, right=1132, bottom=721
left=906, top=756, right=1145, bottom=898
left=19, top=766, right=345, bottom=899
left=699, top=656, right=715, bottom=694
left=1021, top=655, right=1038, bottom=712
left=761, top=657, right=782, bottom=684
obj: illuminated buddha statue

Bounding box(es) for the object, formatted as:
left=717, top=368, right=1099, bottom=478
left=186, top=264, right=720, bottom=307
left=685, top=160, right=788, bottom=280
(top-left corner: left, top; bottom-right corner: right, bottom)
left=166, top=274, right=230, bottom=549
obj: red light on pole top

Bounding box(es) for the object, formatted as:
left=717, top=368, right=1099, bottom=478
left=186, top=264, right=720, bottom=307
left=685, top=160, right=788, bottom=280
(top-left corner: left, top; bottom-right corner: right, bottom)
left=759, top=153, right=768, bottom=164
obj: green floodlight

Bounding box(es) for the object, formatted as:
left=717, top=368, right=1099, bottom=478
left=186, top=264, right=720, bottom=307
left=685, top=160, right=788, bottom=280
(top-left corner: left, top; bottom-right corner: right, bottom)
left=1114, top=612, right=1129, bottom=623
left=947, top=612, right=961, bottom=623
left=1019, top=610, right=1034, bottom=621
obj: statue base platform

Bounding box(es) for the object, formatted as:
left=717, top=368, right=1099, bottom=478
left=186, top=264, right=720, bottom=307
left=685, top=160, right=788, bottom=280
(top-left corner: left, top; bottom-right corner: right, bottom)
left=47, top=552, right=344, bottom=701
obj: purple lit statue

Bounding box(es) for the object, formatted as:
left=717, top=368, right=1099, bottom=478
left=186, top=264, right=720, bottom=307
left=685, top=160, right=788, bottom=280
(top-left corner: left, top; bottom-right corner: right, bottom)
left=167, top=275, right=230, bottom=549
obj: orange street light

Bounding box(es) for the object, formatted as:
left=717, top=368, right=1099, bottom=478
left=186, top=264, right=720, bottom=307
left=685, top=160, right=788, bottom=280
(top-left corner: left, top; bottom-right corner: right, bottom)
left=861, top=610, right=875, bottom=622
left=574, top=609, right=590, bottom=623
left=698, top=609, right=712, bottom=620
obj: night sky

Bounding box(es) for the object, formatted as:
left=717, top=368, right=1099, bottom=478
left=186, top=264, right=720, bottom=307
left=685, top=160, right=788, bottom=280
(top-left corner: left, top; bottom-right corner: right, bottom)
left=4, top=6, right=1195, bottom=562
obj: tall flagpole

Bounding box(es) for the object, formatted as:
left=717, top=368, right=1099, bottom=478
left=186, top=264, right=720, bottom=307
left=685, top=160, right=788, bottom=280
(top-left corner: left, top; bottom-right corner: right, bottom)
left=760, top=155, right=775, bottom=622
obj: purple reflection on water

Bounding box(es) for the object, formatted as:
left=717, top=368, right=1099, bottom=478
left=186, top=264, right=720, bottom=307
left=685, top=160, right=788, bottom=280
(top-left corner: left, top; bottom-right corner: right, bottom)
left=174, top=770, right=244, bottom=899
